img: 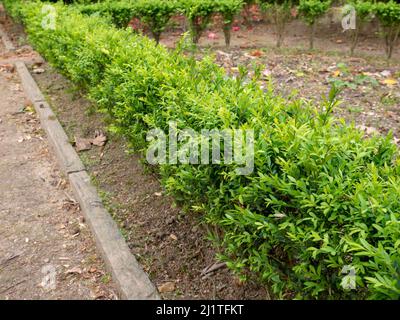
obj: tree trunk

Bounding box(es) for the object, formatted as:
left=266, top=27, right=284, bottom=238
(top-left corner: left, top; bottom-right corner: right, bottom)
left=309, top=23, right=316, bottom=50
left=242, top=4, right=252, bottom=27
left=388, top=26, right=400, bottom=60
left=350, top=28, right=359, bottom=56
left=223, top=23, right=232, bottom=47
left=151, top=31, right=161, bottom=45
left=275, top=9, right=285, bottom=48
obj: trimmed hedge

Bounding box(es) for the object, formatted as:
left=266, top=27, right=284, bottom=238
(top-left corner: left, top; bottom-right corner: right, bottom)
left=75, top=1, right=138, bottom=28
left=4, top=0, right=400, bottom=299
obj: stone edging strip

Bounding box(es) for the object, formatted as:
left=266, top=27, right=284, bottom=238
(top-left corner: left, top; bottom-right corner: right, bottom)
left=0, top=22, right=15, bottom=51
left=11, top=61, right=160, bottom=300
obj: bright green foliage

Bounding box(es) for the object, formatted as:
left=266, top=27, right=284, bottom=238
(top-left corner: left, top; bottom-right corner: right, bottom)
left=374, top=1, right=400, bottom=59
left=4, top=0, right=400, bottom=299
left=298, top=0, right=331, bottom=49
left=76, top=1, right=137, bottom=27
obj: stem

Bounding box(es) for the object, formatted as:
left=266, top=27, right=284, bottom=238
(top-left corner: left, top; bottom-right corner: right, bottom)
left=223, top=22, right=232, bottom=47
left=309, top=22, right=316, bottom=50
left=350, top=23, right=360, bottom=56
left=389, top=25, right=400, bottom=60
left=242, top=3, right=252, bottom=27
left=151, top=31, right=161, bottom=45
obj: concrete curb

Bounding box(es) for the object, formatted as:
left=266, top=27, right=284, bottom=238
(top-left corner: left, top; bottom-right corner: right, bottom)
left=12, top=61, right=160, bottom=300
left=0, top=22, right=15, bottom=51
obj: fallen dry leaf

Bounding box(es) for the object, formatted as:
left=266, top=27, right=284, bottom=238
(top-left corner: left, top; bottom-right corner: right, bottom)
left=250, top=50, right=263, bottom=57
left=356, top=125, right=378, bottom=136
left=32, top=68, right=45, bottom=74
left=65, top=267, right=82, bottom=275
left=158, top=282, right=175, bottom=293
left=381, top=78, right=398, bottom=86
left=92, top=134, right=107, bottom=147
left=75, top=137, right=92, bottom=152
left=0, top=64, right=15, bottom=73
left=89, top=267, right=98, bottom=274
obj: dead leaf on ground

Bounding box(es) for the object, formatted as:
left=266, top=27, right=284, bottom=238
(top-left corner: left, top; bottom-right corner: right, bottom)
left=92, top=131, right=107, bottom=147
left=0, top=64, right=15, bottom=73
left=65, top=267, right=82, bottom=275
left=158, top=282, right=175, bottom=293
left=381, top=78, right=398, bottom=86
left=75, top=137, right=92, bottom=152
left=356, top=125, right=379, bottom=136
left=32, top=68, right=45, bottom=74
left=250, top=49, right=263, bottom=57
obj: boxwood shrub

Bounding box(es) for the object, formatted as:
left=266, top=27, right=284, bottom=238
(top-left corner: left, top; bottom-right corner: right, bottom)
left=4, top=0, right=400, bottom=299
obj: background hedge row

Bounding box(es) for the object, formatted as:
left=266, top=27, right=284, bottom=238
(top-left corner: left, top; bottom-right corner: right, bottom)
left=3, top=0, right=400, bottom=299
left=40, top=0, right=400, bottom=58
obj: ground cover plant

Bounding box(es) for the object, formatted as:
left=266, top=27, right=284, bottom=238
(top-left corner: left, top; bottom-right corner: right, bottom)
left=3, top=0, right=400, bottom=299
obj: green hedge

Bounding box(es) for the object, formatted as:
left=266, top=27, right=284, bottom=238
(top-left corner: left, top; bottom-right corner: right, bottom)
left=74, top=1, right=138, bottom=28
left=4, top=0, right=400, bottom=299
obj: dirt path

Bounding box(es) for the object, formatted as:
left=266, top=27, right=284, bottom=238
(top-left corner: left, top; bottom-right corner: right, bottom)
left=0, top=29, right=117, bottom=300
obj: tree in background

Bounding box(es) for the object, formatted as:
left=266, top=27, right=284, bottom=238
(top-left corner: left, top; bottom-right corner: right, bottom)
left=298, top=0, right=331, bottom=49
left=260, top=0, right=299, bottom=48
left=375, top=0, right=400, bottom=59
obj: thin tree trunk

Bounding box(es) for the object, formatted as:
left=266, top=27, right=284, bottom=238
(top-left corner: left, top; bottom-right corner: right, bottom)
left=243, top=4, right=252, bottom=27
left=151, top=31, right=161, bottom=45
left=275, top=9, right=285, bottom=48
left=309, top=22, right=316, bottom=50
left=389, top=26, right=400, bottom=59
left=223, top=22, right=232, bottom=47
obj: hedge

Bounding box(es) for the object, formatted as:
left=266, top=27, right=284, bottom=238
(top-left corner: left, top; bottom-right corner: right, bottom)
left=3, top=0, right=400, bottom=299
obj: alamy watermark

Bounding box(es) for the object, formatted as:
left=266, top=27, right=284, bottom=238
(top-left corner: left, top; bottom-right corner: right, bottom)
left=341, top=265, right=357, bottom=290
left=342, top=5, right=357, bottom=31
left=41, top=4, right=56, bottom=30
left=146, top=122, right=254, bottom=175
